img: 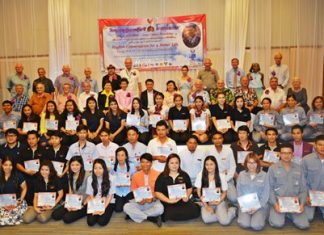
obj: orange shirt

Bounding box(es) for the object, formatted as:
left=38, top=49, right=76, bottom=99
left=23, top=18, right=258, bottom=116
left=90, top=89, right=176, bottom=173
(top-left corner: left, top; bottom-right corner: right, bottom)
left=131, top=169, right=160, bottom=193
left=28, top=93, right=52, bottom=115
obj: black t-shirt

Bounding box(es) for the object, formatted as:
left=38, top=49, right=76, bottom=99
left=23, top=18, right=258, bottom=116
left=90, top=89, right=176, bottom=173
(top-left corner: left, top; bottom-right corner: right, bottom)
left=18, top=146, right=49, bottom=166
left=33, top=176, right=62, bottom=193
left=105, top=112, right=126, bottom=133
left=210, top=104, right=232, bottom=119
left=17, top=115, right=41, bottom=131
left=44, top=145, right=69, bottom=164
left=81, top=110, right=105, bottom=132
left=230, top=107, right=251, bottom=123
left=0, top=142, right=24, bottom=166
left=168, top=106, right=190, bottom=120
left=0, top=172, right=24, bottom=198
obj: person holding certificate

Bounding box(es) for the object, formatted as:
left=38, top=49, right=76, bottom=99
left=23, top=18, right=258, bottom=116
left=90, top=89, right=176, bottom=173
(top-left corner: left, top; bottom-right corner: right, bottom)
left=148, top=92, right=169, bottom=137
left=168, top=94, right=190, bottom=144
left=237, top=153, right=269, bottom=231
left=190, top=96, right=211, bottom=144
left=304, top=96, right=324, bottom=140
left=0, top=156, right=27, bottom=226
left=154, top=154, right=200, bottom=221
left=230, top=96, right=251, bottom=139
left=52, top=156, right=89, bottom=223
left=84, top=159, right=115, bottom=227
left=195, top=156, right=236, bottom=225
left=17, top=104, right=40, bottom=142
left=115, top=78, right=134, bottom=113
left=23, top=160, right=64, bottom=224
left=123, top=153, right=164, bottom=226
left=302, top=135, right=324, bottom=222
left=268, top=143, right=309, bottom=229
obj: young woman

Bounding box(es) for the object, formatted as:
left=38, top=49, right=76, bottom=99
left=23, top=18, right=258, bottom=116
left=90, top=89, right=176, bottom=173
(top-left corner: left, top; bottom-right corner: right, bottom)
left=52, top=156, right=89, bottom=223
left=178, top=65, right=192, bottom=107
left=17, top=104, right=41, bottom=141
left=98, top=81, right=115, bottom=113
left=85, top=159, right=115, bottom=227
left=110, top=147, right=135, bottom=212
left=81, top=97, right=105, bottom=144
left=60, top=99, right=82, bottom=146
left=115, top=78, right=134, bottom=113
left=246, top=63, right=265, bottom=101
left=304, top=96, right=324, bottom=139
left=154, top=154, right=200, bottom=221
left=23, top=160, right=64, bottom=224
left=230, top=96, right=251, bottom=138
left=148, top=92, right=169, bottom=137
left=195, top=156, right=236, bottom=225
left=163, top=80, right=180, bottom=108
left=105, top=98, right=127, bottom=145
left=237, top=153, right=269, bottom=231
left=190, top=96, right=210, bottom=143
left=0, top=156, right=28, bottom=226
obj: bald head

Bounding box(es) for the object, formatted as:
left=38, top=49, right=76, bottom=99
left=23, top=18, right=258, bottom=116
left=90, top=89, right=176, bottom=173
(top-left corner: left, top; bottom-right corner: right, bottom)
left=194, top=79, right=203, bottom=91
left=124, top=57, right=133, bottom=70
left=62, top=64, right=71, bottom=75
left=84, top=67, right=92, bottom=78
left=216, top=79, right=225, bottom=89
left=15, top=63, right=23, bottom=74
left=274, top=52, right=282, bottom=65
left=203, top=58, right=212, bottom=70
left=240, top=76, right=249, bottom=88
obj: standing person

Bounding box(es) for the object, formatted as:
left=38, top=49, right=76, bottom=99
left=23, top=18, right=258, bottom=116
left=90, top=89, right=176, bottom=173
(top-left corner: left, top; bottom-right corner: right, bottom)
left=17, top=104, right=40, bottom=142
left=197, top=58, right=219, bottom=92
left=115, top=78, right=134, bottom=113
left=140, top=79, right=158, bottom=110
left=269, top=52, right=289, bottom=89
left=28, top=83, right=52, bottom=115
left=230, top=96, right=252, bottom=135
left=225, top=58, right=245, bottom=92
left=246, top=63, right=265, bottom=101
left=11, top=84, right=29, bottom=113
left=54, top=65, right=80, bottom=96
left=178, top=65, right=192, bottom=107
left=0, top=101, right=21, bottom=145
left=7, top=63, right=30, bottom=98
left=102, top=64, right=121, bottom=92
left=56, top=83, right=78, bottom=114
left=287, top=77, right=309, bottom=113
left=304, top=96, right=324, bottom=139
left=119, top=57, right=142, bottom=97
left=260, top=77, right=287, bottom=112
left=78, top=82, right=98, bottom=112
left=163, top=80, right=180, bottom=109
left=32, top=67, right=55, bottom=96
left=80, top=67, right=99, bottom=93
left=234, top=76, right=259, bottom=114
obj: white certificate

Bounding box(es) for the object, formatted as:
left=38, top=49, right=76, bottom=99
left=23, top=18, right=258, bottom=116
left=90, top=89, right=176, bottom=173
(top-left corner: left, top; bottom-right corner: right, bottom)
left=216, top=119, right=231, bottom=129
left=126, top=114, right=141, bottom=126
left=310, top=114, right=324, bottom=124
left=191, top=118, right=206, bottom=131
left=278, top=197, right=300, bottom=213
left=167, top=184, right=187, bottom=200
left=202, top=188, right=221, bottom=202
left=259, top=114, right=275, bottom=126
left=23, top=122, right=38, bottom=132
left=133, top=186, right=153, bottom=202
left=0, top=194, right=17, bottom=207
left=24, top=159, right=40, bottom=172
left=87, top=197, right=106, bottom=214
left=115, top=172, right=131, bottom=187
left=65, top=120, right=79, bottom=131
left=235, top=121, right=247, bottom=131
left=283, top=113, right=299, bottom=126
left=158, top=146, right=171, bottom=157
left=101, top=156, right=115, bottom=169
left=149, top=114, right=162, bottom=128
left=309, top=190, right=324, bottom=207
left=173, top=120, right=187, bottom=131
left=83, top=156, right=93, bottom=172
left=65, top=194, right=83, bottom=210
left=37, top=192, right=56, bottom=207
left=237, top=151, right=252, bottom=164
left=3, top=120, right=16, bottom=131
left=45, top=119, right=58, bottom=130
left=238, top=193, right=261, bottom=213
left=52, top=161, right=65, bottom=175
left=263, top=150, right=280, bottom=163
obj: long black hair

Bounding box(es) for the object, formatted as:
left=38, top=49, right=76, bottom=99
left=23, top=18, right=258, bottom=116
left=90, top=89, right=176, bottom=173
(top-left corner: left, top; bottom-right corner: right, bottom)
left=61, top=99, right=81, bottom=120
left=91, top=159, right=110, bottom=197
left=68, top=156, right=86, bottom=192
left=37, top=160, right=58, bottom=184
left=21, top=104, right=38, bottom=121
left=45, top=100, right=60, bottom=120
left=201, top=156, right=221, bottom=192
left=131, top=97, right=144, bottom=117
left=0, top=156, right=19, bottom=192
left=113, top=147, right=130, bottom=172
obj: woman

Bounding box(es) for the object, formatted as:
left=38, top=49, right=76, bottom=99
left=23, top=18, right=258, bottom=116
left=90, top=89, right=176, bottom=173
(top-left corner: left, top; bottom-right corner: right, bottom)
left=163, top=80, right=180, bottom=108
left=287, top=77, right=310, bottom=113
left=81, top=97, right=105, bottom=144
left=190, top=96, right=210, bottom=143
left=168, top=94, right=190, bottom=144
left=28, top=82, right=52, bottom=115
left=52, top=156, right=89, bottom=223
left=195, top=156, right=236, bottom=225
left=304, top=96, right=324, bottom=140
left=85, top=159, right=115, bottom=227
left=178, top=65, right=192, bottom=106
left=0, top=156, right=28, bottom=226
left=110, top=147, right=135, bottom=212
left=56, top=83, right=78, bottom=114
left=23, top=160, right=64, bottom=224
left=17, top=104, right=41, bottom=141
left=115, top=78, right=134, bottom=113
left=237, top=153, right=269, bottom=231
left=154, top=154, right=200, bottom=221
left=230, top=96, right=251, bottom=135
left=98, top=81, right=115, bottom=113
left=246, top=63, right=265, bottom=101
left=105, top=98, right=127, bottom=145
left=148, top=92, right=169, bottom=137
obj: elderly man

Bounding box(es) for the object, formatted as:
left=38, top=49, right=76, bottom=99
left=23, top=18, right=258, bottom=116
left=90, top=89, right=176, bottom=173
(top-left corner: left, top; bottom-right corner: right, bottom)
left=260, top=77, right=286, bottom=112
left=78, top=82, right=98, bottom=112
left=269, top=52, right=289, bottom=89
left=0, top=100, right=20, bottom=145
left=102, top=64, right=121, bottom=92
left=7, top=63, right=30, bottom=97
left=209, top=79, right=234, bottom=105
left=32, top=67, right=55, bottom=96
left=80, top=67, right=99, bottom=93
left=54, top=64, right=80, bottom=96
left=56, top=83, right=78, bottom=113
left=11, top=84, right=29, bottom=113
left=188, top=79, right=210, bottom=107
left=119, top=57, right=142, bottom=97
left=225, top=58, right=245, bottom=92
left=29, top=83, right=52, bottom=115
left=197, top=58, right=220, bottom=91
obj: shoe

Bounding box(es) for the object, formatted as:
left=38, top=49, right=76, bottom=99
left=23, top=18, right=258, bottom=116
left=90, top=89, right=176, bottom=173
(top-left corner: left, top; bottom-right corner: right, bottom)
left=147, top=216, right=162, bottom=227
left=125, top=215, right=131, bottom=220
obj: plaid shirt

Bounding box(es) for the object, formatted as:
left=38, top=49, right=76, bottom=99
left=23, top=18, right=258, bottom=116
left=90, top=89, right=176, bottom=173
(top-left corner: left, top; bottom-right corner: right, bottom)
left=11, top=95, right=29, bottom=113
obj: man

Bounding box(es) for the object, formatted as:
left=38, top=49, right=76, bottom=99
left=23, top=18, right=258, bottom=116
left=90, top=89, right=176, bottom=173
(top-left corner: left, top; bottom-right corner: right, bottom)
left=11, top=84, right=29, bottom=113
left=209, top=79, right=234, bottom=105
left=78, top=81, right=98, bottom=112
left=0, top=100, right=20, bottom=145
left=140, top=79, right=158, bottom=110
left=302, top=135, right=324, bottom=221
left=56, top=83, right=78, bottom=113
left=0, top=128, right=23, bottom=167
left=197, top=58, right=219, bottom=91
left=290, top=125, right=313, bottom=165
left=123, top=153, right=164, bottom=226
left=80, top=67, right=99, bottom=93
left=7, top=63, right=30, bottom=97
left=188, top=79, right=210, bottom=106
left=119, top=57, right=142, bottom=97
left=102, top=64, right=121, bottom=92
left=207, top=132, right=237, bottom=204
left=147, top=120, right=177, bottom=172
left=28, top=82, right=52, bottom=115
left=32, top=67, right=55, bottom=96
left=268, top=143, right=309, bottom=229
left=260, top=77, right=286, bottom=112
left=269, top=52, right=289, bottom=89
left=225, top=58, right=245, bottom=91
left=54, top=64, right=80, bottom=96
left=96, top=128, right=119, bottom=170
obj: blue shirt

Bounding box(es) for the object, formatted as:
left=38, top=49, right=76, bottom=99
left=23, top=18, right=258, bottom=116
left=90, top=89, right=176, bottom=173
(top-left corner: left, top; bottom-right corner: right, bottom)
left=110, top=163, right=136, bottom=197
left=225, top=68, right=245, bottom=89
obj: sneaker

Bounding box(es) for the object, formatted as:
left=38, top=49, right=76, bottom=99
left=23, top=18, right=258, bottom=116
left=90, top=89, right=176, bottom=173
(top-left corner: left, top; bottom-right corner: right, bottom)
left=125, top=215, right=131, bottom=220
left=147, top=216, right=162, bottom=227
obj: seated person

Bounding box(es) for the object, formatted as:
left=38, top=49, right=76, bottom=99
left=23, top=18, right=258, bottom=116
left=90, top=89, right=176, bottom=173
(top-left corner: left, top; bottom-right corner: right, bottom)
left=287, top=77, right=310, bottom=114
left=140, top=79, right=158, bottom=110
left=188, top=79, right=210, bottom=108
left=78, top=82, right=98, bottom=112
left=28, top=83, right=51, bottom=115
left=0, top=100, right=20, bottom=145
left=115, top=78, right=134, bottom=113
left=163, top=80, right=180, bottom=108
left=97, top=81, right=115, bottom=114
left=17, top=104, right=40, bottom=142
left=290, top=125, right=313, bottom=165
left=304, top=96, right=324, bottom=140
left=230, top=96, right=251, bottom=140
left=148, top=93, right=169, bottom=137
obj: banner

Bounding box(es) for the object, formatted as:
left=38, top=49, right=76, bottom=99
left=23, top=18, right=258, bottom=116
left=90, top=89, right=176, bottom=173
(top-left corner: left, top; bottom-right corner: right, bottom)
left=98, top=14, right=206, bottom=71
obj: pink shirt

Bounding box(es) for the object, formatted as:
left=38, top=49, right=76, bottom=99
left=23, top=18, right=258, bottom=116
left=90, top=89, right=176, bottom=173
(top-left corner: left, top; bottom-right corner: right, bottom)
left=56, top=93, right=78, bottom=113
left=115, top=89, right=133, bottom=111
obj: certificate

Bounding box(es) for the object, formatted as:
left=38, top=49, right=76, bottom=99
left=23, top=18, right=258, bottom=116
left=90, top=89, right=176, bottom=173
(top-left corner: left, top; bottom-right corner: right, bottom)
left=310, top=114, right=324, bottom=124
left=263, top=150, right=280, bottom=163
left=52, top=161, right=65, bottom=175
left=23, top=122, right=38, bottom=132
left=65, top=120, right=79, bottom=131
left=309, top=190, right=324, bottom=207
left=149, top=114, right=162, bottom=128
left=237, top=151, right=252, bottom=164
left=158, top=146, right=171, bottom=157
left=216, top=119, right=231, bottom=129
left=24, top=159, right=40, bottom=172
left=115, top=172, right=131, bottom=187
left=202, top=188, right=221, bottom=202
left=278, top=197, right=300, bottom=213
left=45, top=119, right=58, bottom=130
left=3, top=120, right=16, bottom=131
left=237, top=193, right=261, bottom=213
left=37, top=192, right=56, bottom=207
left=167, top=184, right=187, bottom=200
left=191, top=118, right=206, bottom=131
left=0, top=194, right=17, bottom=207
left=259, top=114, right=275, bottom=126
left=235, top=121, right=247, bottom=131
left=87, top=197, right=106, bottom=214
left=283, top=113, right=299, bottom=126
left=83, top=157, right=93, bottom=172
left=133, top=186, right=153, bottom=202
left=126, top=114, right=140, bottom=126
left=65, top=194, right=83, bottom=210
left=101, top=156, right=115, bottom=169
left=173, top=120, right=187, bottom=131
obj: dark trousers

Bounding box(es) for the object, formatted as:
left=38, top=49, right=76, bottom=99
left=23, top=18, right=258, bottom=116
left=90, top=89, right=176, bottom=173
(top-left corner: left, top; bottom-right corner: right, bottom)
left=115, top=193, right=133, bottom=212
left=138, top=132, right=150, bottom=145
left=163, top=201, right=200, bottom=221
left=62, top=133, right=78, bottom=146
left=52, top=205, right=87, bottom=224
left=169, top=130, right=190, bottom=144
left=87, top=204, right=115, bottom=226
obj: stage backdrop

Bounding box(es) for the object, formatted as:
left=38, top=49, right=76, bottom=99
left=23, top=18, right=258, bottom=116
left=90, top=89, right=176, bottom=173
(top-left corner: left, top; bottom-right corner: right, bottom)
left=98, top=14, right=206, bottom=71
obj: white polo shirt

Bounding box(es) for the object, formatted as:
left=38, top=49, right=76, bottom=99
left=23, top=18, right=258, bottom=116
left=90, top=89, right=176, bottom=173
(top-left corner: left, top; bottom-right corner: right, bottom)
left=96, top=141, right=119, bottom=169
left=123, top=141, right=147, bottom=167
